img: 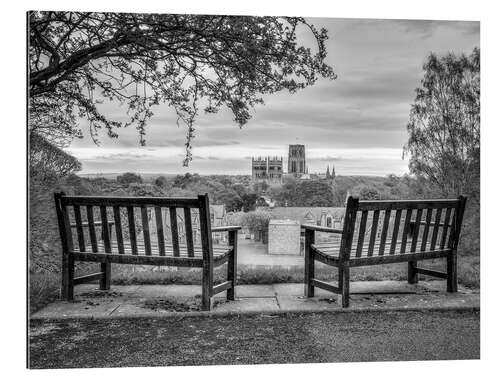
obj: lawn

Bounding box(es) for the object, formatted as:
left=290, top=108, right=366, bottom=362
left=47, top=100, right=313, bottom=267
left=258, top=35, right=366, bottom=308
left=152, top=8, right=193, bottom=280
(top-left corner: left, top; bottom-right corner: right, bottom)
left=29, top=310, right=479, bottom=368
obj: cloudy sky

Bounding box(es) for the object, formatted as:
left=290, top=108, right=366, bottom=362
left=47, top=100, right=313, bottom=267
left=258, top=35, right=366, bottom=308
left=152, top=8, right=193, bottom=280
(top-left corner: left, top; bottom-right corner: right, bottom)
left=68, top=17, right=479, bottom=176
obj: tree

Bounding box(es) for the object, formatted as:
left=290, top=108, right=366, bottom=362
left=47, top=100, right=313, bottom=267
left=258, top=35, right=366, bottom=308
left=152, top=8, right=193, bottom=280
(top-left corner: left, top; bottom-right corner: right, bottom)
left=356, top=186, right=380, bottom=200
left=241, top=193, right=258, bottom=212
left=29, top=132, right=81, bottom=180
left=117, top=172, right=143, bottom=185
left=404, top=48, right=480, bottom=198
left=154, top=175, right=169, bottom=189
left=295, top=180, right=335, bottom=206
left=241, top=211, right=271, bottom=237
left=29, top=12, right=337, bottom=163
left=216, top=190, right=243, bottom=212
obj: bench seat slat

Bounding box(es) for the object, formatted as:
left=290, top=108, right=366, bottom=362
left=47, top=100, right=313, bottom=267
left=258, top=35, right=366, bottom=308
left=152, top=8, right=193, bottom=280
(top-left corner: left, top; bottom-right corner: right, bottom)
left=312, top=239, right=451, bottom=259
left=71, top=240, right=232, bottom=259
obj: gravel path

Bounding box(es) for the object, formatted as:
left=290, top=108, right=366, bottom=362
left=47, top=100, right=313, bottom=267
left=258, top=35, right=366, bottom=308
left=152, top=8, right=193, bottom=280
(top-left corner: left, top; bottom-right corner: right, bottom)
left=29, top=310, right=479, bottom=368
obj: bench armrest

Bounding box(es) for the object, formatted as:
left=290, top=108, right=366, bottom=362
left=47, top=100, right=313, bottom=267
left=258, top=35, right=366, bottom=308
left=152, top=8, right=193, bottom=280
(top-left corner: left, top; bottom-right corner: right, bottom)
left=212, top=226, right=241, bottom=232
left=70, top=221, right=115, bottom=228
left=301, top=224, right=343, bottom=234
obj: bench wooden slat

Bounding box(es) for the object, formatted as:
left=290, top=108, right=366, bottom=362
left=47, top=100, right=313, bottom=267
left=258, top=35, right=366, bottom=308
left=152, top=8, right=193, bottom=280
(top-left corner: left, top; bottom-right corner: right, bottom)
left=429, top=208, right=442, bottom=251
left=313, top=239, right=449, bottom=259
left=355, top=210, right=368, bottom=258
left=184, top=207, right=195, bottom=257
left=113, top=206, right=125, bottom=254
left=61, top=195, right=200, bottom=208
left=420, top=208, right=433, bottom=252
left=127, top=206, right=138, bottom=255
left=140, top=206, right=151, bottom=256
left=378, top=209, right=391, bottom=256
left=440, top=208, right=452, bottom=250
left=447, top=208, right=458, bottom=249
left=73, top=240, right=231, bottom=256
left=358, top=199, right=460, bottom=211
left=367, top=210, right=379, bottom=256
left=72, top=205, right=86, bottom=252
left=155, top=206, right=166, bottom=256
left=169, top=207, right=180, bottom=257
left=355, top=210, right=368, bottom=257
left=400, top=209, right=413, bottom=254
left=410, top=208, right=423, bottom=253
left=99, top=206, right=111, bottom=254
left=389, top=209, right=402, bottom=255
left=86, top=205, right=98, bottom=253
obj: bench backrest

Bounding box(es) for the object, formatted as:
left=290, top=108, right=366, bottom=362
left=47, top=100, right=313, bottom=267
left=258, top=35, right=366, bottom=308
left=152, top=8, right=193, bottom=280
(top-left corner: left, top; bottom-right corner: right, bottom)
left=54, top=192, right=214, bottom=261
left=338, top=196, right=467, bottom=261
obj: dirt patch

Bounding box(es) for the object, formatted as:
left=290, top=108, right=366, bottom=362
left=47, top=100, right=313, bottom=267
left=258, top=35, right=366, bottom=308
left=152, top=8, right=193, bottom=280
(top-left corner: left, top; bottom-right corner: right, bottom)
left=79, top=290, right=124, bottom=298
left=139, top=297, right=224, bottom=312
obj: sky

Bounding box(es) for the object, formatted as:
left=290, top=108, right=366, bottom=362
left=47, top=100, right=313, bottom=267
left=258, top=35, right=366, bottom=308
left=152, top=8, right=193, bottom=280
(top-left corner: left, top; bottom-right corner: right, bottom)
left=67, top=17, right=479, bottom=176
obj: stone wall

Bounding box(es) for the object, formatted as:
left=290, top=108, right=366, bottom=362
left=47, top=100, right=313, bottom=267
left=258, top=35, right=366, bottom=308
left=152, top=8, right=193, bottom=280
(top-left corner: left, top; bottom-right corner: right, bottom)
left=268, top=220, right=301, bottom=255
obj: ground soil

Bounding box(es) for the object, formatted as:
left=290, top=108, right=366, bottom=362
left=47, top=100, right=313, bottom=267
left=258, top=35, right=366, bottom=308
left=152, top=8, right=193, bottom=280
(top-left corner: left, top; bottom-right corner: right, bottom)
left=29, top=309, right=479, bottom=368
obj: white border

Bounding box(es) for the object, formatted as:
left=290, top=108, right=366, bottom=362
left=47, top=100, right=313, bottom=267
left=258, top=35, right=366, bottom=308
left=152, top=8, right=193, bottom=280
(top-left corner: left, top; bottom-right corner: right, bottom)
left=2, top=0, right=498, bottom=374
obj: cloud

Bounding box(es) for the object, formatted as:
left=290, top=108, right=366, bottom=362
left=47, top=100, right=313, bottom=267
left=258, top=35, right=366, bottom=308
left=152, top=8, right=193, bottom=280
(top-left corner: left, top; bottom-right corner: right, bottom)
left=67, top=17, right=478, bottom=176
left=390, top=19, right=480, bottom=39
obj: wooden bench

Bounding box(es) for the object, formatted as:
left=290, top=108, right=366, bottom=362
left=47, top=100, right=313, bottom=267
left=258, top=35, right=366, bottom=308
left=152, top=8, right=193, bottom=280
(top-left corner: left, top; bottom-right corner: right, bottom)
left=54, top=192, right=240, bottom=310
left=303, top=196, right=467, bottom=307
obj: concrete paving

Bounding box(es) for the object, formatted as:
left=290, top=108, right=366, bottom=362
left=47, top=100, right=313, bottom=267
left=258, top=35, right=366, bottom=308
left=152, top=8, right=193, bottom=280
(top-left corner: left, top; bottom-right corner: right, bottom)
left=31, top=280, right=479, bottom=320
left=237, top=237, right=304, bottom=267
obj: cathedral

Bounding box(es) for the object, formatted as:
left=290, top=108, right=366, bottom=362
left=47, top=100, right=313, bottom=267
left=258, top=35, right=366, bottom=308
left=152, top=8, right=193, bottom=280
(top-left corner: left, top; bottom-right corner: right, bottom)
left=251, top=144, right=335, bottom=184
left=252, top=144, right=308, bottom=183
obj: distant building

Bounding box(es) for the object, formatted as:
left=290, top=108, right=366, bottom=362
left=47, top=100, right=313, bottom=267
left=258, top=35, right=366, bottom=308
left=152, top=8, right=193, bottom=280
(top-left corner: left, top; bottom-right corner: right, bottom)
left=256, top=195, right=276, bottom=208
left=287, top=144, right=306, bottom=177
left=257, top=206, right=345, bottom=229
left=251, top=156, right=283, bottom=184
left=251, top=144, right=334, bottom=183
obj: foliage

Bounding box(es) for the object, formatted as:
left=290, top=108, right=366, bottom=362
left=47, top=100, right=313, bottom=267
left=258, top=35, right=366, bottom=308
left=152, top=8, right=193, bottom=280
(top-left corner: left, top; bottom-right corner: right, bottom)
left=241, top=193, right=258, bottom=212
left=404, top=48, right=480, bottom=199
left=29, top=132, right=81, bottom=179
left=240, top=211, right=271, bottom=232
left=117, top=172, right=143, bottom=185
left=29, top=12, right=336, bottom=163
left=126, top=183, right=164, bottom=197
left=153, top=175, right=170, bottom=189
left=269, top=178, right=334, bottom=206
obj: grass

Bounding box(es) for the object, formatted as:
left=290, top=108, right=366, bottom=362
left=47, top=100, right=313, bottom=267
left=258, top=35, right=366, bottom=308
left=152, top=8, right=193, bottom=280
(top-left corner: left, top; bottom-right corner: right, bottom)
left=29, top=255, right=479, bottom=314
left=29, top=310, right=480, bottom=368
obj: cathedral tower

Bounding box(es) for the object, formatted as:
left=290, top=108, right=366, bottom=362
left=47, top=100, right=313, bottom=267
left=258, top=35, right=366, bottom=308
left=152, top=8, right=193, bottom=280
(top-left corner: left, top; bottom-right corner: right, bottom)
left=287, top=144, right=306, bottom=176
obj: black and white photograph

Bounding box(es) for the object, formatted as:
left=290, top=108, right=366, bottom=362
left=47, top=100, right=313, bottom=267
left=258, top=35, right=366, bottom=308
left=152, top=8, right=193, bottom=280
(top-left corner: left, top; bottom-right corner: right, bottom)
left=20, top=0, right=493, bottom=371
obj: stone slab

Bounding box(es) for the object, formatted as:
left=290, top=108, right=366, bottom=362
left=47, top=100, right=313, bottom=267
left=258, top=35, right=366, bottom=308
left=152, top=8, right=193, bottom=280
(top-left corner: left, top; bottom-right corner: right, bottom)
left=133, top=285, right=201, bottom=298
left=234, top=284, right=276, bottom=298
left=213, top=297, right=279, bottom=312
left=32, top=300, right=121, bottom=319
left=272, top=281, right=449, bottom=297
left=276, top=291, right=480, bottom=311
left=31, top=281, right=479, bottom=320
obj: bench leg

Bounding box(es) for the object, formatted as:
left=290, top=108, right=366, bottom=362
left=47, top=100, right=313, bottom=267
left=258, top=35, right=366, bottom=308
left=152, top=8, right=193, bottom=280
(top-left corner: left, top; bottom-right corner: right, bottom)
left=61, top=253, right=74, bottom=301
left=304, top=229, right=315, bottom=297
left=341, top=266, right=350, bottom=308
left=227, top=233, right=237, bottom=301
left=408, top=261, right=418, bottom=284
left=202, top=263, right=213, bottom=311
left=447, top=251, right=458, bottom=293
left=99, top=261, right=111, bottom=290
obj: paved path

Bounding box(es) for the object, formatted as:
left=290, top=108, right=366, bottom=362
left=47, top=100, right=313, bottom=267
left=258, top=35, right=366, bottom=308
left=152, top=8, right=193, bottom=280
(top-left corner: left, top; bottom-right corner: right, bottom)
left=31, top=281, right=479, bottom=320
left=237, top=237, right=304, bottom=267
left=29, top=309, right=479, bottom=368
